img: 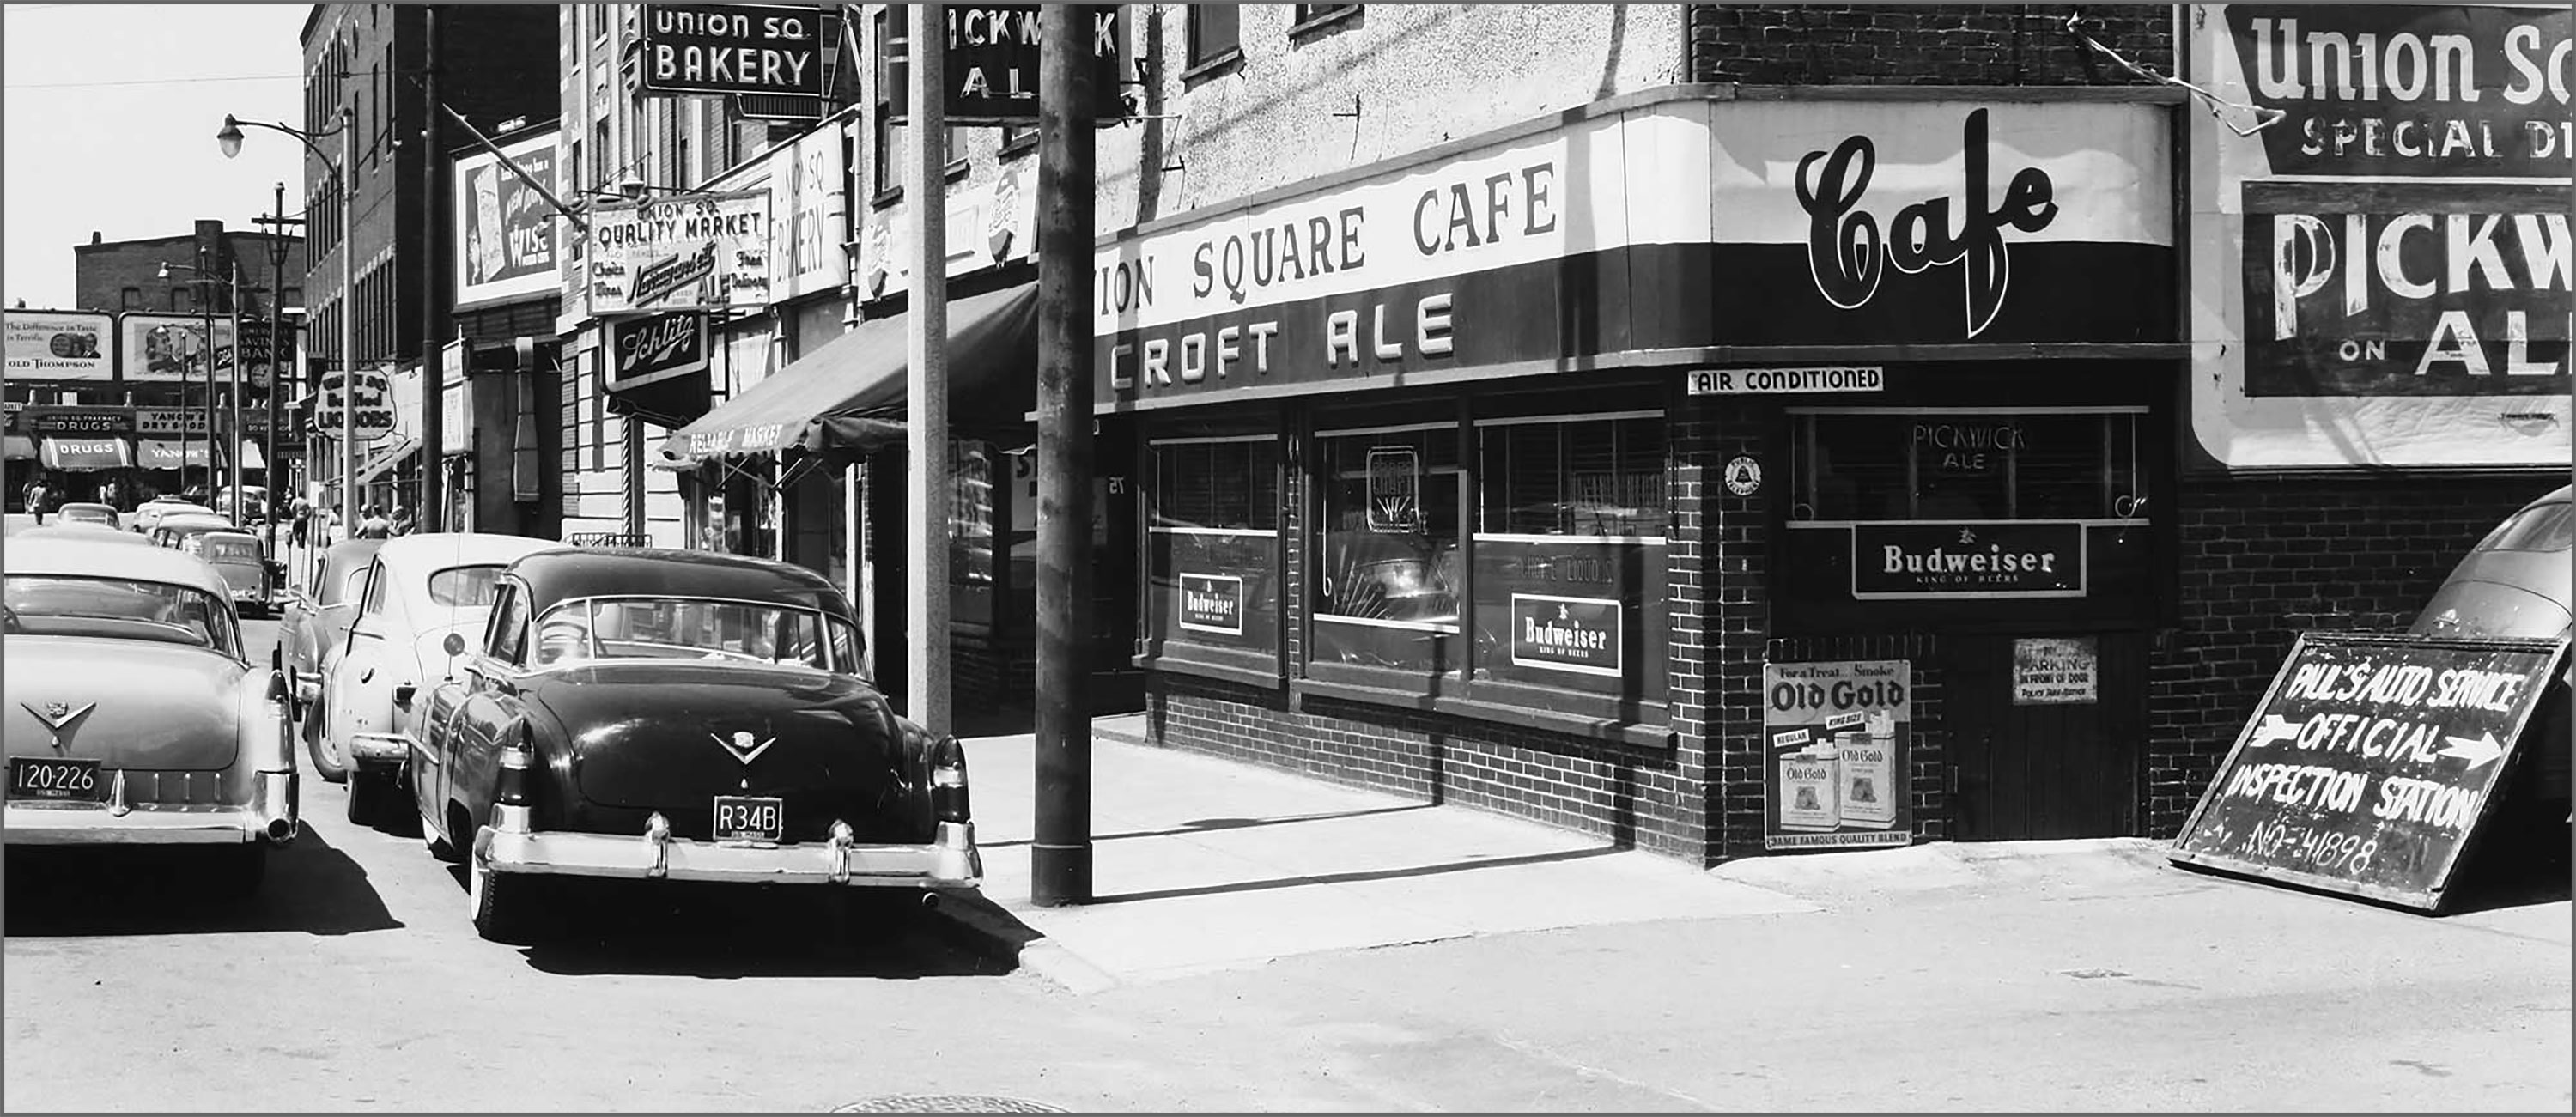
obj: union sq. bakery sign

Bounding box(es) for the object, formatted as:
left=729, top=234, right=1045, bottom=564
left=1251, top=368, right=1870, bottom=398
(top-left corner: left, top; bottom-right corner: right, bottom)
left=1091, top=95, right=2173, bottom=411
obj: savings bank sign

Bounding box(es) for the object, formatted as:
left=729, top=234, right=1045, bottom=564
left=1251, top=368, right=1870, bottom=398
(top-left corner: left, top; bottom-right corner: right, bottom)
left=1091, top=98, right=2172, bottom=410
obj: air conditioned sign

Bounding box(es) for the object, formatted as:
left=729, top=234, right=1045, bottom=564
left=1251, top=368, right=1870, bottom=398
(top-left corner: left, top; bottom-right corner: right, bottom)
left=1851, top=521, right=2085, bottom=599
left=641, top=4, right=825, bottom=98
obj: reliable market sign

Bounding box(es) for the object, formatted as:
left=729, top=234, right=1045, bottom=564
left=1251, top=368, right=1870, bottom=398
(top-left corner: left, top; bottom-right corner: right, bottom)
left=640, top=4, right=827, bottom=98
left=2171, top=632, right=2570, bottom=912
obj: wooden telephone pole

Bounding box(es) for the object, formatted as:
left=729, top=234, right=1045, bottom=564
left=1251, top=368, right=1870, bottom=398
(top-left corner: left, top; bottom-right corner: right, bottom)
left=1030, top=3, right=1098, bottom=908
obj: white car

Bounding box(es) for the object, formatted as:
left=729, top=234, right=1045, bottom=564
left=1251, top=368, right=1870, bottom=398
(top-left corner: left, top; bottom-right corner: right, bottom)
left=316, top=533, right=565, bottom=827
left=131, top=500, right=216, bottom=535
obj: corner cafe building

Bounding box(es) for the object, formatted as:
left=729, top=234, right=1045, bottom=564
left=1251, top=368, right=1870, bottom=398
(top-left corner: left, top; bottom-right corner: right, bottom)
left=1097, top=86, right=2185, bottom=860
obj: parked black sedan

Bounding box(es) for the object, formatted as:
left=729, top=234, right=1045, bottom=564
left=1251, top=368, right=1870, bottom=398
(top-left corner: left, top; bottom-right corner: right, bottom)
left=405, top=547, right=980, bottom=942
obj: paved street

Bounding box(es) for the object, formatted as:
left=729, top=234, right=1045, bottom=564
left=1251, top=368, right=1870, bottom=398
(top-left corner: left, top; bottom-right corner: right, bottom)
left=5, top=619, right=2567, bottom=1113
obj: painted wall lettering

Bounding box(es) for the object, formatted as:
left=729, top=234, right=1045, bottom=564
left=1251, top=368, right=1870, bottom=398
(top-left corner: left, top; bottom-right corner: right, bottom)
left=1797, top=107, right=2060, bottom=339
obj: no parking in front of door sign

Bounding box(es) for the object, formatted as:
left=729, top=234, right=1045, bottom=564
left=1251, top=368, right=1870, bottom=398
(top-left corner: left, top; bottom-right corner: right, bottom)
left=1762, top=659, right=1913, bottom=851
left=2013, top=636, right=2098, bottom=705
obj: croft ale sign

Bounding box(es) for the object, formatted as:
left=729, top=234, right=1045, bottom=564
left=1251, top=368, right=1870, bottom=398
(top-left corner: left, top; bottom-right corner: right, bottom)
left=1798, top=107, right=2060, bottom=340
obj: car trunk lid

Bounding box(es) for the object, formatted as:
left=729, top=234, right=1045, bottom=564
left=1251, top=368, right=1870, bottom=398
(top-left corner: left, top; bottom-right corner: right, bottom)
left=4, top=639, right=243, bottom=771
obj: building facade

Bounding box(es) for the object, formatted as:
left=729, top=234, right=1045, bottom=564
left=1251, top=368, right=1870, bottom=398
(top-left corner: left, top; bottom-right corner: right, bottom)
left=298, top=3, right=558, bottom=523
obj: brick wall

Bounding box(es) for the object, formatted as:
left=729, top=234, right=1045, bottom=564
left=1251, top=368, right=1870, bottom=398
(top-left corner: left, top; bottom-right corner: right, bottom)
left=1686, top=4, right=2173, bottom=86
left=2145, top=471, right=2561, bottom=835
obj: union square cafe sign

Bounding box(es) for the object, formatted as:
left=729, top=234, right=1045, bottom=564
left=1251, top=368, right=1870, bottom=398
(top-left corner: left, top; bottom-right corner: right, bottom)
left=1091, top=96, right=2173, bottom=410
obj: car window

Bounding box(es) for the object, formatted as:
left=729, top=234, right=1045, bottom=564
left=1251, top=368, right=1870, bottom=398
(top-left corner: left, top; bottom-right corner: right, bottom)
left=358, top=561, right=388, bottom=616
left=529, top=597, right=851, bottom=672
left=483, top=581, right=528, bottom=664
left=203, top=538, right=261, bottom=563
left=4, top=575, right=242, bottom=656
left=338, top=563, right=369, bottom=605
left=2485, top=502, right=2572, bottom=553
left=427, top=565, right=505, bottom=608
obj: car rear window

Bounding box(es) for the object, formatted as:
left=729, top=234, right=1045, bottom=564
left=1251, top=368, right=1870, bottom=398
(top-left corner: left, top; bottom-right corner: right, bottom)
left=203, top=538, right=261, bottom=563
left=2484, top=502, right=2573, bottom=553
left=427, top=565, right=505, bottom=607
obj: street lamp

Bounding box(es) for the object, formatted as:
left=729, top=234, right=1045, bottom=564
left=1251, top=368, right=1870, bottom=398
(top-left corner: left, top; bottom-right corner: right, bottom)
left=220, top=108, right=355, bottom=537
left=156, top=256, right=229, bottom=507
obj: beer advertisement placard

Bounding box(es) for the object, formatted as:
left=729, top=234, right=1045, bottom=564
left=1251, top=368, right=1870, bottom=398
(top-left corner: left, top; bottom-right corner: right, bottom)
left=2189, top=4, right=2572, bottom=469
left=588, top=191, right=773, bottom=315
left=1850, top=521, right=2085, bottom=599
left=1765, top=659, right=1913, bottom=851
left=1176, top=573, right=1245, bottom=637
left=1509, top=593, right=1623, bottom=678
left=453, top=124, right=562, bottom=310
left=3, top=310, right=112, bottom=381
left=2171, top=632, right=2570, bottom=911
left=118, top=313, right=237, bottom=384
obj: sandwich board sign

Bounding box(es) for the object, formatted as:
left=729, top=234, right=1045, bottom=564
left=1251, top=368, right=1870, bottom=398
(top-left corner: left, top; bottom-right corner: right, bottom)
left=2169, top=632, right=2570, bottom=913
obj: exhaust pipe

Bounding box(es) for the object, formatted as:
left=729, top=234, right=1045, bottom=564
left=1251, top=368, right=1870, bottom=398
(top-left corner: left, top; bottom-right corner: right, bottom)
left=264, top=817, right=298, bottom=845
left=919, top=891, right=942, bottom=912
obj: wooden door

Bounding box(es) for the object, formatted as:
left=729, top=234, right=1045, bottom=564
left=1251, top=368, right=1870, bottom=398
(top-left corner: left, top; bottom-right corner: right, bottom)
left=1945, top=632, right=2144, bottom=841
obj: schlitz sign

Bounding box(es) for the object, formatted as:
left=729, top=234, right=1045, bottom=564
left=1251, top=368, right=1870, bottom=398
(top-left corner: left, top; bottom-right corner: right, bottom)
left=1851, top=521, right=2085, bottom=599
left=605, top=313, right=711, bottom=392
left=2245, top=179, right=2568, bottom=395
left=2223, top=5, right=2573, bottom=179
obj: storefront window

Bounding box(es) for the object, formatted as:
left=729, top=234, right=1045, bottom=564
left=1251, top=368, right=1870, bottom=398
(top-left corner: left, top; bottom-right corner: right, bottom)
left=1312, top=422, right=1460, bottom=675
left=951, top=440, right=995, bottom=633
left=1789, top=409, right=2148, bottom=523
left=1472, top=412, right=1668, bottom=703
left=1147, top=434, right=1279, bottom=656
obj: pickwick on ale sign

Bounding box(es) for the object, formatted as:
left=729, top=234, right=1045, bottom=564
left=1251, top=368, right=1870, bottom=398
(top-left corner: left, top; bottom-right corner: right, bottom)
left=1851, top=521, right=2085, bottom=599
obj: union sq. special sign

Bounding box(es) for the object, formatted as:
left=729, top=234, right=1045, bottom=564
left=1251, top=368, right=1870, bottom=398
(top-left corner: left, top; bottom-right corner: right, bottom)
left=2188, top=3, right=2571, bottom=470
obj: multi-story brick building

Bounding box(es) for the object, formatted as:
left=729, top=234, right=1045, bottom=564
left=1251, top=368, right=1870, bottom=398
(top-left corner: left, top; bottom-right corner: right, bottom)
left=297, top=3, right=557, bottom=523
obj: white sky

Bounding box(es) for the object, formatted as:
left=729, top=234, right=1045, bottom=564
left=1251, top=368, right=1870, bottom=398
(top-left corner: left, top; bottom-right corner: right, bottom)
left=5, top=3, right=311, bottom=310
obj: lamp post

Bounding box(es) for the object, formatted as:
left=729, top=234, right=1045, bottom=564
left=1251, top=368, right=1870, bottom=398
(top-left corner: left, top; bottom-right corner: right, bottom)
left=157, top=252, right=223, bottom=504
left=220, top=108, right=355, bottom=537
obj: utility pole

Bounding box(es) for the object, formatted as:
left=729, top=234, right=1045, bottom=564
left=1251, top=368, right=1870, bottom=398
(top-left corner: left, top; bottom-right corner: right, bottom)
left=1030, top=3, right=1098, bottom=907
left=198, top=243, right=218, bottom=504
left=227, top=259, right=245, bottom=525
left=905, top=2, right=951, bottom=735
left=258, top=182, right=297, bottom=532
left=418, top=5, right=444, bottom=531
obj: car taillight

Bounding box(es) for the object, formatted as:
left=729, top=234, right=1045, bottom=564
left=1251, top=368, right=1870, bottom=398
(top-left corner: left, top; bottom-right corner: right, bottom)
left=929, top=734, right=970, bottom=823
left=496, top=745, right=534, bottom=807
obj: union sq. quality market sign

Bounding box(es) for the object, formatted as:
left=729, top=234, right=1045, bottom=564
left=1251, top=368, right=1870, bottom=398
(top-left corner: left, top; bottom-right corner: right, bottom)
left=589, top=191, right=773, bottom=315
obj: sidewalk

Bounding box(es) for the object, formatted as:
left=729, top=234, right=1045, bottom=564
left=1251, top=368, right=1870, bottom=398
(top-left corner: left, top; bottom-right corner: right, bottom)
left=936, top=714, right=1815, bottom=993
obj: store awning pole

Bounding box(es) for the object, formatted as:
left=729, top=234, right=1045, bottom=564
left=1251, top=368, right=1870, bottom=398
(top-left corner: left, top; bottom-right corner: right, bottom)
left=905, top=2, right=951, bottom=738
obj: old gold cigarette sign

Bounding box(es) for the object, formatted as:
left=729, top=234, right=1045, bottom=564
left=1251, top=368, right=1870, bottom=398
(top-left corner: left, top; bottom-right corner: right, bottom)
left=1765, top=659, right=1912, bottom=850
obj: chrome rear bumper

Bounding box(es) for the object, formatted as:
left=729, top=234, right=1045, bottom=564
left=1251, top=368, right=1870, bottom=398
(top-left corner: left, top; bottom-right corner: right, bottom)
left=476, top=810, right=981, bottom=889
left=347, top=732, right=410, bottom=768
left=3, top=770, right=298, bottom=847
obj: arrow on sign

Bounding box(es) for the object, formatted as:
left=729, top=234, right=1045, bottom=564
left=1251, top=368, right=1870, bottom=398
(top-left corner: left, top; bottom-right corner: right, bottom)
left=2438, top=732, right=2506, bottom=771
left=2246, top=713, right=2300, bottom=749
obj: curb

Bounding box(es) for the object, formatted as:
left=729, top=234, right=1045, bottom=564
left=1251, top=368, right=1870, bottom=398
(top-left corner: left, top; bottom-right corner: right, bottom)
left=923, top=889, right=1122, bottom=996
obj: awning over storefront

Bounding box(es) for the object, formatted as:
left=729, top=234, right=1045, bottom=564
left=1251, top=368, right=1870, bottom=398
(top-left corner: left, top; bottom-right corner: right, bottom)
left=3, top=435, right=35, bottom=462
left=39, top=436, right=133, bottom=471
left=653, top=282, right=1038, bottom=470
left=137, top=439, right=210, bottom=470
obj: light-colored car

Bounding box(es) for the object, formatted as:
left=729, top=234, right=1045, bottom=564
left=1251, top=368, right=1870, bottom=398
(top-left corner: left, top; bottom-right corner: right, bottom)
left=2412, top=484, right=2572, bottom=814
left=149, top=515, right=238, bottom=553
left=197, top=530, right=276, bottom=618
left=131, top=500, right=215, bottom=535
left=52, top=501, right=119, bottom=529
left=281, top=538, right=388, bottom=775
left=319, top=532, right=565, bottom=827
left=14, top=523, right=157, bottom=548
left=3, top=536, right=298, bottom=893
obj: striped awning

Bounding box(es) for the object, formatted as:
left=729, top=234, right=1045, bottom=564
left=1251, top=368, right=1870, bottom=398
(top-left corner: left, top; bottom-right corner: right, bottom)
left=39, top=436, right=133, bottom=471
left=137, top=439, right=210, bottom=470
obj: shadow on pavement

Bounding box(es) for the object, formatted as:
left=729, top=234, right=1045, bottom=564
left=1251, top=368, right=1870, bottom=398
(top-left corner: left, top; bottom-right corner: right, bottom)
left=3, top=828, right=404, bottom=938
left=976, top=803, right=1437, bottom=851
left=496, top=874, right=1017, bottom=980
left=1090, top=843, right=1627, bottom=905
left=2441, top=817, right=2572, bottom=915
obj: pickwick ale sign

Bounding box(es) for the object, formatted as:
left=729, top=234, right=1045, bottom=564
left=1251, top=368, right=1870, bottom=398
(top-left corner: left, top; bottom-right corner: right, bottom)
left=1091, top=98, right=2172, bottom=412
left=2190, top=4, right=2573, bottom=469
